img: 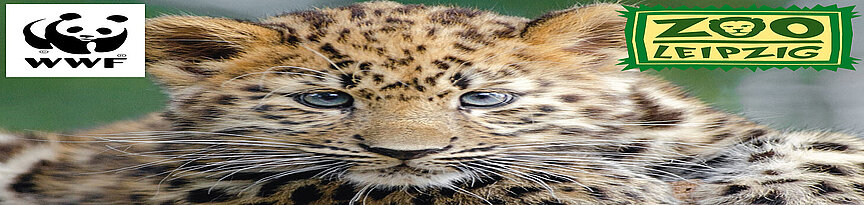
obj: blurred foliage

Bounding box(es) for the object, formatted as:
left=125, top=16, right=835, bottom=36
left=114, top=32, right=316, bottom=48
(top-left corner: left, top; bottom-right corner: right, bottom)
left=1, top=0, right=793, bottom=131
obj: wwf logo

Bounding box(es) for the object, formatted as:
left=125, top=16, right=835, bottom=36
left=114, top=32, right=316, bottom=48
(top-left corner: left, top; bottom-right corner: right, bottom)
left=23, top=12, right=128, bottom=54
left=6, top=4, right=144, bottom=77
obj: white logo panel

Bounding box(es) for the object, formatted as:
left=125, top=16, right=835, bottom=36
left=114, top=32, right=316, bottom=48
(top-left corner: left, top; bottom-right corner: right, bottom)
left=5, top=4, right=145, bottom=77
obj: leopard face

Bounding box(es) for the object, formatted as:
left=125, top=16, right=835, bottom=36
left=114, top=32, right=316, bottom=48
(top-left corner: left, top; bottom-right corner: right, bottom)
left=144, top=1, right=696, bottom=195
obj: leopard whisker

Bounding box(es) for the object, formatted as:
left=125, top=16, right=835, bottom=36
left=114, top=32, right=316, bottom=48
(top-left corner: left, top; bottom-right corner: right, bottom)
left=95, top=138, right=313, bottom=149
left=499, top=142, right=714, bottom=159
left=446, top=184, right=493, bottom=205
left=498, top=138, right=716, bottom=148
left=165, top=157, right=270, bottom=180
left=456, top=161, right=517, bottom=183
left=102, top=145, right=300, bottom=162
left=119, top=150, right=305, bottom=158
left=221, top=71, right=335, bottom=87
left=154, top=149, right=235, bottom=196
left=170, top=159, right=339, bottom=190
left=448, top=163, right=478, bottom=185
left=208, top=159, right=310, bottom=192
left=361, top=186, right=375, bottom=205
left=81, top=145, right=218, bottom=175
left=477, top=159, right=572, bottom=186
left=492, top=156, right=702, bottom=179
left=496, top=139, right=711, bottom=147
left=85, top=130, right=306, bottom=144
left=255, top=84, right=308, bottom=106
left=349, top=183, right=374, bottom=205
left=208, top=160, right=330, bottom=179
left=498, top=150, right=697, bottom=162
left=450, top=162, right=524, bottom=188
left=259, top=65, right=341, bottom=86
left=524, top=159, right=691, bottom=180
left=175, top=157, right=328, bottom=179
left=231, top=161, right=348, bottom=195
left=300, top=43, right=348, bottom=76
left=469, top=160, right=559, bottom=199
left=314, top=163, right=354, bottom=180
left=254, top=157, right=340, bottom=172
left=195, top=156, right=322, bottom=176
left=101, top=143, right=303, bottom=157
left=486, top=157, right=594, bottom=180
left=498, top=153, right=711, bottom=169
left=497, top=167, right=590, bottom=204
left=489, top=156, right=692, bottom=183
left=491, top=163, right=580, bottom=186
left=243, top=161, right=346, bottom=190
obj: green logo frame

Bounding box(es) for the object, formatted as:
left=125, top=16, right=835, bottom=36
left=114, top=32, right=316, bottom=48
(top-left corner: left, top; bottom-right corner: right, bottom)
left=619, top=5, right=859, bottom=71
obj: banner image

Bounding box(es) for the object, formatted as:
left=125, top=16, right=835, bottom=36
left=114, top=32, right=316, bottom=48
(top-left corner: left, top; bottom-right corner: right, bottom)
left=0, top=0, right=861, bottom=204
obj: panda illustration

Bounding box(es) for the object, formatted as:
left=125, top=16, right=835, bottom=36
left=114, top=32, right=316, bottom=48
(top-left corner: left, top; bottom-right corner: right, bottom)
left=24, top=13, right=128, bottom=54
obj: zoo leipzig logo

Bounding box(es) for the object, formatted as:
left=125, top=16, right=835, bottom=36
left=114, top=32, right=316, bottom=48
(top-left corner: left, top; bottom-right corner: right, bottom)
left=5, top=4, right=144, bottom=77
left=619, top=5, right=859, bottom=71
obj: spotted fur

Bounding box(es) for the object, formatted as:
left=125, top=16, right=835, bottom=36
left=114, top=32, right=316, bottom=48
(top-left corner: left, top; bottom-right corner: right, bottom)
left=1, top=2, right=862, bottom=204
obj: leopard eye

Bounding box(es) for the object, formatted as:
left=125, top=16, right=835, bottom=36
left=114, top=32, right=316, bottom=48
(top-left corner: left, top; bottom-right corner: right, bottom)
left=460, top=92, right=514, bottom=108
left=296, top=91, right=353, bottom=109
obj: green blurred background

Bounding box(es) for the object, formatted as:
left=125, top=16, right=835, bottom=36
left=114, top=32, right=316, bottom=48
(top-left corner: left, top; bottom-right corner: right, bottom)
left=1, top=0, right=861, bottom=132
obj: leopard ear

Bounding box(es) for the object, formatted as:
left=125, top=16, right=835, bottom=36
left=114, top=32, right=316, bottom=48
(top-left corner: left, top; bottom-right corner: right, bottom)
left=146, top=16, right=281, bottom=86
left=520, top=3, right=627, bottom=70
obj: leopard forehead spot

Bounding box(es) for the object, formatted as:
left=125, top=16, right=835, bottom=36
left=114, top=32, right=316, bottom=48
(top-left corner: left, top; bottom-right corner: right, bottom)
left=248, top=10, right=539, bottom=96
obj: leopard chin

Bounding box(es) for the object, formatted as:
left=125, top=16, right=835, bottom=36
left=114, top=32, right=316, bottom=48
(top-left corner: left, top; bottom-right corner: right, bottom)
left=344, top=165, right=468, bottom=188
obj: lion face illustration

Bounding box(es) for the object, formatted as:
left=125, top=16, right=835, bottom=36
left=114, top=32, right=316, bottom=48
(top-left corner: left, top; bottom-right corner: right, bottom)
left=719, top=21, right=755, bottom=36
left=709, top=17, right=766, bottom=38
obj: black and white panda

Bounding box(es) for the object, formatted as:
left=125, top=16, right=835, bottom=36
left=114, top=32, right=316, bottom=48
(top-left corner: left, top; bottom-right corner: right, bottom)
left=24, top=13, right=128, bottom=54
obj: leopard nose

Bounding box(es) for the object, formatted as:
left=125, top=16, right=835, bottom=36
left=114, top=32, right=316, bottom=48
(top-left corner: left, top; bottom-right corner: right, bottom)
left=360, top=144, right=443, bottom=160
